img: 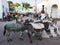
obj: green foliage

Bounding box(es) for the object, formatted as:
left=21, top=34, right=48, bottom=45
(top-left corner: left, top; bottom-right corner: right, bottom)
left=8, top=1, right=13, bottom=7
left=22, top=3, right=30, bottom=9
left=13, top=3, right=20, bottom=7
left=8, top=1, right=13, bottom=11
left=9, top=8, right=15, bottom=11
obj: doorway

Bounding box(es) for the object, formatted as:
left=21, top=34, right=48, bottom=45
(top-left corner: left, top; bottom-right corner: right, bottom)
left=51, top=4, right=58, bottom=18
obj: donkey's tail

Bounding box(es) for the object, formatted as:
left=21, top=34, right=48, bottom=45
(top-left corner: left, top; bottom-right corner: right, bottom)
left=3, top=25, right=6, bottom=36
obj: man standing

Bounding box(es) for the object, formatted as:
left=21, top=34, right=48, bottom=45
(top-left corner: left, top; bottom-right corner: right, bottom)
left=15, top=15, right=19, bottom=23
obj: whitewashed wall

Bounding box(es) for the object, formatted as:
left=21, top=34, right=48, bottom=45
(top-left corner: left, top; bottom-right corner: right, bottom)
left=0, top=0, right=3, bottom=19
left=37, top=0, right=60, bottom=18
left=0, top=0, right=9, bottom=19
left=2, top=0, right=9, bottom=16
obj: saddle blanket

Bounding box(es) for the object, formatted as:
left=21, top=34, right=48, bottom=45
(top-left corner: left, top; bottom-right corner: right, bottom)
left=6, top=23, right=25, bottom=31
left=30, top=23, right=44, bottom=29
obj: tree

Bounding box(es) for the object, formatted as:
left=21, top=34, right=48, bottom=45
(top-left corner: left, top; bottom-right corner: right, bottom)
left=22, top=3, right=30, bottom=9
left=8, top=1, right=14, bottom=11
left=13, top=3, right=20, bottom=7
left=8, top=1, right=13, bottom=7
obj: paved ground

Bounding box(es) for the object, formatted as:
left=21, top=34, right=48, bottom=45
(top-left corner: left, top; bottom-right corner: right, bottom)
left=0, top=20, right=60, bottom=45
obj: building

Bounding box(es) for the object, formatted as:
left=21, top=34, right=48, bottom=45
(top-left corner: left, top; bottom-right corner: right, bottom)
left=37, top=0, right=60, bottom=19
left=0, top=0, right=9, bottom=19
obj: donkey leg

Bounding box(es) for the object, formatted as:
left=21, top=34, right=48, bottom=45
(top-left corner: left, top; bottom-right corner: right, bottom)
left=38, top=30, right=43, bottom=40
left=27, top=31, right=33, bottom=43
left=54, top=27, right=60, bottom=36
left=45, top=29, right=53, bottom=38
left=54, top=28, right=57, bottom=34
left=56, top=27, right=60, bottom=35
left=3, top=25, right=6, bottom=36
left=6, top=30, right=12, bottom=42
left=19, top=31, right=24, bottom=40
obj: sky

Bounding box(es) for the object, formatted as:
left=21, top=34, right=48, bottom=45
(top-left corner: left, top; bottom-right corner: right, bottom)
left=7, top=0, right=43, bottom=6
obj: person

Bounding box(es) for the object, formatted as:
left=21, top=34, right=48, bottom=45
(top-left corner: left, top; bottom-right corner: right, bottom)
left=7, top=15, right=12, bottom=21
left=37, top=6, right=48, bottom=21
left=48, top=17, right=58, bottom=35
left=37, top=5, right=53, bottom=37
left=15, top=15, right=19, bottom=23
left=19, top=15, right=24, bottom=24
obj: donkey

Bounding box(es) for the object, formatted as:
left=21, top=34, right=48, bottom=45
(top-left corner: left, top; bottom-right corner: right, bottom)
left=3, top=22, right=34, bottom=43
